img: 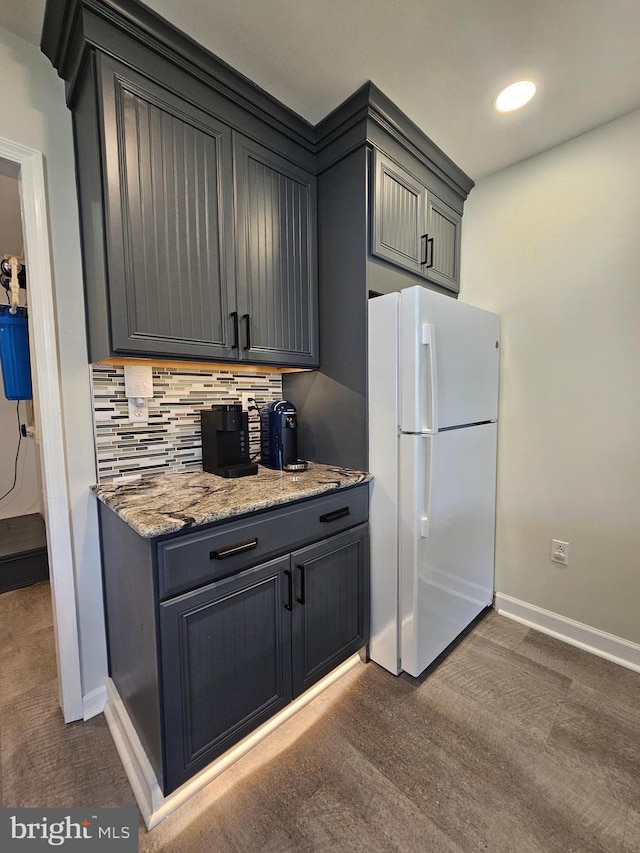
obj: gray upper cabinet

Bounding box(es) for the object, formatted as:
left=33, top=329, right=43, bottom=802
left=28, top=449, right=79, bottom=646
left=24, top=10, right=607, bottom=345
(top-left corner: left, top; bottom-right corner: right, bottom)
left=89, top=56, right=319, bottom=365
left=426, top=195, right=462, bottom=292
left=45, top=0, right=319, bottom=366
left=234, top=135, right=318, bottom=366
left=371, top=149, right=461, bottom=293
left=372, top=151, right=427, bottom=275
left=99, top=55, right=237, bottom=360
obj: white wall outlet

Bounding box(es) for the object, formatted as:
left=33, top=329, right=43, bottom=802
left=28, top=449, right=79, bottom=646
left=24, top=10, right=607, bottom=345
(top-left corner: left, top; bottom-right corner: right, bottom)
left=128, top=397, right=149, bottom=424
left=551, top=539, right=570, bottom=566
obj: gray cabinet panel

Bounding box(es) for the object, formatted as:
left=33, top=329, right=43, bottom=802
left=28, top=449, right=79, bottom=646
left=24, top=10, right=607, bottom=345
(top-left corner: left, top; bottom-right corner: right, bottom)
left=234, top=134, right=318, bottom=367
left=371, top=148, right=462, bottom=293
left=372, top=150, right=426, bottom=275
left=99, top=502, right=164, bottom=791
left=160, top=555, right=292, bottom=792
left=157, top=486, right=369, bottom=600
left=284, top=148, right=369, bottom=470
left=291, top=524, right=369, bottom=697
left=99, top=55, right=237, bottom=359
left=426, top=195, right=461, bottom=293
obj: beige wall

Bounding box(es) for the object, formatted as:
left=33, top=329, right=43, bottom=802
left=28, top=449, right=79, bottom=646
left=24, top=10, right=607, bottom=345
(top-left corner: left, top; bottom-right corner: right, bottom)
left=460, top=108, right=640, bottom=645
left=0, top=26, right=107, bottom=701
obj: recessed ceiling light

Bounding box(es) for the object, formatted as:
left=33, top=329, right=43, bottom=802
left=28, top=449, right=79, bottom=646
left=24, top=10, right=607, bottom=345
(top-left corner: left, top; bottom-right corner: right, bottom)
left=494, top=80, right=537, bottom=113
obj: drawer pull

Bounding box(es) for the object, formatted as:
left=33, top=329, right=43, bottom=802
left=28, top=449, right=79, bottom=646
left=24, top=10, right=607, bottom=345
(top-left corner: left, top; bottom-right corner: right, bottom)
left=296, top=564, right=306, bottom=605
left=319, top=507, right=350, bottom=523
left=210, top=539, right=258, bottom=560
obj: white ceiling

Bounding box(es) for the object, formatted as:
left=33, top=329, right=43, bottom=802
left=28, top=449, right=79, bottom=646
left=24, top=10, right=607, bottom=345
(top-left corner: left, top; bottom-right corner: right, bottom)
left=2, top=0, right=640, bottom=179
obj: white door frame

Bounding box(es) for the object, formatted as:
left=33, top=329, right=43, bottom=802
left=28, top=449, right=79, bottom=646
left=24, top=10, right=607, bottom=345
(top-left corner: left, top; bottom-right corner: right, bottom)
left=0, top=136, right=83, bottom=721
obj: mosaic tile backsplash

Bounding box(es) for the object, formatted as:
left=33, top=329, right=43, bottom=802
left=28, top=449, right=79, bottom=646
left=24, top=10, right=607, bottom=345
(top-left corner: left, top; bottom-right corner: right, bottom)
left=91, top=364, right=283, bottom=482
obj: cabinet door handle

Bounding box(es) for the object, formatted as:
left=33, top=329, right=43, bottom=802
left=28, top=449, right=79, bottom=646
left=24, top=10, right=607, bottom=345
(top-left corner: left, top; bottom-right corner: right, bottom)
left=420, top=233, right=429, bottom=265
left=296, top=564, right=306, bottom=605
left=243, top=313, right=251, bottom=350
left=210, top=539, right=258, bottom=560
left=284, top=569, right=293, bottom=611
left=230, top=311, right=239, bottom=349
left=426, top=236, right=435, bottom=269
left=319, top=507, right=350, bottom=523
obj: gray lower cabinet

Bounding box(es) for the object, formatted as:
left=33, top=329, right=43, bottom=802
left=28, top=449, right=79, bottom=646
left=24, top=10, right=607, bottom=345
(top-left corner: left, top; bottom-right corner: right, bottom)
left=291, top=528, right=368, bottom=696
left=99, top=485, right=369, bottom=796
left=160, top=525, right=368, bottom=791
left=160, top=555, right=293, bottom=791
left=372, top=149, right=461, bottom=293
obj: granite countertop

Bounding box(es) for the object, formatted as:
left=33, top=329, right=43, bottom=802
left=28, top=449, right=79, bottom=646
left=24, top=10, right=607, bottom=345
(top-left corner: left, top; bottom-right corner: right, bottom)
left=92, top=463, right=372, bottom=538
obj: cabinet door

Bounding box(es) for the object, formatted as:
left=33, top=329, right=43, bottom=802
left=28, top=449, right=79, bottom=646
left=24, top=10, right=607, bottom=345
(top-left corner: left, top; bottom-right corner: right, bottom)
left=291, top=524, right=369, bottom=697
left=234, top=134, right=318, bottom=367
left=98, top=55, right=238, bottom=360
left=159, top=555, right=292, bottom=793
left=372, top=150, right=427, bottom=275
left=425, top=195, right=462, bottom=293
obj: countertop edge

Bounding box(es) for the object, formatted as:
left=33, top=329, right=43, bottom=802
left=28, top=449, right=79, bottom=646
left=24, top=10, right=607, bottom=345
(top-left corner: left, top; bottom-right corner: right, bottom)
left=92, top=467, right=373, bottom=539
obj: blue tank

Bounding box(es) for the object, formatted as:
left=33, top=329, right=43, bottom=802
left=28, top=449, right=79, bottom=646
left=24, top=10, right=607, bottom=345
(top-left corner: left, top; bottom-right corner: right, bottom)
left=0, top=305, right=33, bottom=401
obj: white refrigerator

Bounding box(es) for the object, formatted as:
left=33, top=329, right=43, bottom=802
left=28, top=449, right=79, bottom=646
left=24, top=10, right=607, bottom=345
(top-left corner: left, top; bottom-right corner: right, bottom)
left=368, top=285, right=500, bottom=677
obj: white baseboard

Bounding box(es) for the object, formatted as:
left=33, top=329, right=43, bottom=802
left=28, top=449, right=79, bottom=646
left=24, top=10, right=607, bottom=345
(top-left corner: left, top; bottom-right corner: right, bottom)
left=82, top=684, right=107, bottom=721
left=494, top=593, right=640, bottom=673
left=103, top=654, right=362, bottom=830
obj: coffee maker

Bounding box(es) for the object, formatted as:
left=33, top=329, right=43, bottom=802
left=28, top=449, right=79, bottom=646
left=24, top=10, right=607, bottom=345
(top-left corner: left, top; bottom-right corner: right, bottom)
left=260, top=400, right=307, bottom=471
left=201, top=404, right=258, bottom=478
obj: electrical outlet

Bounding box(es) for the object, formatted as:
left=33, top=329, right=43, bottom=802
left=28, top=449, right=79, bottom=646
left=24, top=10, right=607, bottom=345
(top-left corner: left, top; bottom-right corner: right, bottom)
left=128, top=398, right=149, bottom=424
left=551, top=539, right=570, bottom=566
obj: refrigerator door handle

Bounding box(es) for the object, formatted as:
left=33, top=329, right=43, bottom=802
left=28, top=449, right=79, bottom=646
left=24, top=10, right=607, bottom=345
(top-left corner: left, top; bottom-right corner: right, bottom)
left=422, top=323, right=438, bottom=433
left=418, top=434, right=432, bottom=538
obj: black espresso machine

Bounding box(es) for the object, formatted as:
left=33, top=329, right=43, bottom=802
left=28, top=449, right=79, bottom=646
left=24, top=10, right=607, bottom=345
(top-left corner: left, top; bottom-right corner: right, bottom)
left=201, top=404, right=258, bottom=478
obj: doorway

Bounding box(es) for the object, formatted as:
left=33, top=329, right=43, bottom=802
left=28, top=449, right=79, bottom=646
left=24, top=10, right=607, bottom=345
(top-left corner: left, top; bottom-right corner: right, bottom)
left=0, top=172, right=49, bottom=591
left=0, top=138, right=82, bottom=722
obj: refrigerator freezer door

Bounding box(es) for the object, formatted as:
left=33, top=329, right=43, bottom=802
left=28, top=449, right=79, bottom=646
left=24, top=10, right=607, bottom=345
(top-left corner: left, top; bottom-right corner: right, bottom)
left=399, top=424, right=496, bottom=677
left=400, top=285, right=500, bottom=432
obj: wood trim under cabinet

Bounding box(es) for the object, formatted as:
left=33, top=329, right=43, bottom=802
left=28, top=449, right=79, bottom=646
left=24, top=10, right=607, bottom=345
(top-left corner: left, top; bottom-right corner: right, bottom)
left=94, top=356, right=311, bottom=374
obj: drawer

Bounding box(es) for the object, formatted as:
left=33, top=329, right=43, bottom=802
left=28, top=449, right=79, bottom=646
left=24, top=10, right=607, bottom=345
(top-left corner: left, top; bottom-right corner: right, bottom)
left=157, top=485, right=368, bottom=600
